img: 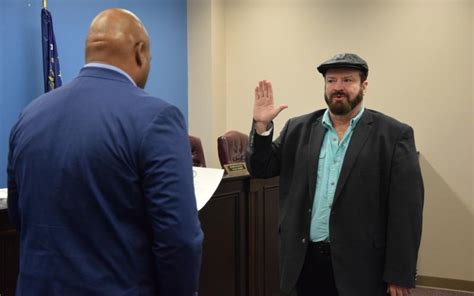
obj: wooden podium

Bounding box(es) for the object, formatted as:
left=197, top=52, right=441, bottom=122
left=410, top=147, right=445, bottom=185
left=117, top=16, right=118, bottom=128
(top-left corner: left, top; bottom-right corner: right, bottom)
left=0, top=175, right=280, bottom=296
left=0, top=205, right=19, bottom=296
left=198, top=175, right=280, bottom=296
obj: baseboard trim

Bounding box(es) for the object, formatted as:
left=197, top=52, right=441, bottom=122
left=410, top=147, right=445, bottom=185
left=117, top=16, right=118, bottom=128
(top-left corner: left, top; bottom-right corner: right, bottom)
left=417, top=275, right=474, bottom=292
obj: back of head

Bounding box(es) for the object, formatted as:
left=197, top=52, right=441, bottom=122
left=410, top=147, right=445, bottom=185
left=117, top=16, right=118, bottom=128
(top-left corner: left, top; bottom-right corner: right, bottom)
left=85, top=8, right=151, bottom=88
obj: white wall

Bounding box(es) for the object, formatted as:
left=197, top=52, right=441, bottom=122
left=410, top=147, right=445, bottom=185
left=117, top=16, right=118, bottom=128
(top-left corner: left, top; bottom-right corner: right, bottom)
left=471, top=0, right=474, bottom=280
left=189, top=0, right=474, bottom=281
left=188, top=0, right=213, bottom=165
left=188, top=0, right=226, bottom=168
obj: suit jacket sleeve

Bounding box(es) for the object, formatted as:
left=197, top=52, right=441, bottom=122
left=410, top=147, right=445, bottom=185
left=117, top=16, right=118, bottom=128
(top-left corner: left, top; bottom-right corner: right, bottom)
left=246, top=120, right=289, bottom=178
left=139, top=105, right=203, bottom=296
left=383, top=126, right=424, bottom=288
left=7, top=121, right=20, bottom=231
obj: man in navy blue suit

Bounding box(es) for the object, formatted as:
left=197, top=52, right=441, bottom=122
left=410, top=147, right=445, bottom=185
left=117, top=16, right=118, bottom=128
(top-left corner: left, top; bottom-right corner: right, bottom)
left=7, top=8, right=203, bottom=296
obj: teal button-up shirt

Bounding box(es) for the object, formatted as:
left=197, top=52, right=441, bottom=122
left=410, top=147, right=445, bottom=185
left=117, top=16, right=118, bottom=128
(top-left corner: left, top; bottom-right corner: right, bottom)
left=310, top=107, right=365, bottom=242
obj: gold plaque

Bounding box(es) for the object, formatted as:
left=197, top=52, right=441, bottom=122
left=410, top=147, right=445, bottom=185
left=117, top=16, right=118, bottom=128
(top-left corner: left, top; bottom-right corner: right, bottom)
left=223, top=162, right=249, bottom=177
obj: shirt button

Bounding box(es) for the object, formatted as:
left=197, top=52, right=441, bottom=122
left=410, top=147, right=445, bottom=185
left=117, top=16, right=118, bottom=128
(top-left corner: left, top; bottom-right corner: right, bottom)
left=331, top=182, right=335, bottom=186
left=302, top=238, right=306, bottom=243
left=308, top=208, right=312, bottom=213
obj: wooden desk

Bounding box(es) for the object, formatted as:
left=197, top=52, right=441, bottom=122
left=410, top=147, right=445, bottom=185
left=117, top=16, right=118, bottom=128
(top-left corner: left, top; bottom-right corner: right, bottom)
left=0, top=176, right=280, bottom=296
left=198, top=175, right=280, bottom=296
left=0, top=205, right=19, bottom=296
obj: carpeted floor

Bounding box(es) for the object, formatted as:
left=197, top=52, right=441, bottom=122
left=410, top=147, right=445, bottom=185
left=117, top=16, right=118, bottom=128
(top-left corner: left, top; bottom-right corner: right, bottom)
left=282, top=287, right=473, bottom=295
left=412, top=287, right=474, bottom=295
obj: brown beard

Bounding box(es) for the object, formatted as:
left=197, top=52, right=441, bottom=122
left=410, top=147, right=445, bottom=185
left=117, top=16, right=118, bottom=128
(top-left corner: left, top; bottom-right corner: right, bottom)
left=324, top=88, right=363, bottom=115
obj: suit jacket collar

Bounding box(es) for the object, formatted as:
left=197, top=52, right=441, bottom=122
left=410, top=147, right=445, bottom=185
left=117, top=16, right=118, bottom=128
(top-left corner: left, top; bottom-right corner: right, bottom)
left=307, top=114, right=326, bottom=201
left=333, top=110, right=373, bottom=203
left=78, top=66, right=136, bottom=86
left=307, top=109, right=374, bottom=206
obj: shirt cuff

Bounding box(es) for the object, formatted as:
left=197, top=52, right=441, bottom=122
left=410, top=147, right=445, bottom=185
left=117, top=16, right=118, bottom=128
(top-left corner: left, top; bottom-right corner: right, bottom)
left=256, top=123, right=273, bottom=136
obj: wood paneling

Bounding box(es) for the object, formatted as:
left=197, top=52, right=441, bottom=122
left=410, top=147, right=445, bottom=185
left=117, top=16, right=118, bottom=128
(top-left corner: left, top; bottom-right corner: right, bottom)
left=198, top=176, right=249, bottom=296
left=0, top=210, right=19, bottom=296
left=248, top=177, right=280, bottom=296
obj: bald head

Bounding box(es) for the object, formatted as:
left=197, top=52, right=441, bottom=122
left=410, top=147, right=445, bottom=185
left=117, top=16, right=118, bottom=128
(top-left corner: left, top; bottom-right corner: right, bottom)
left=85, top=9, right=151, bottom=88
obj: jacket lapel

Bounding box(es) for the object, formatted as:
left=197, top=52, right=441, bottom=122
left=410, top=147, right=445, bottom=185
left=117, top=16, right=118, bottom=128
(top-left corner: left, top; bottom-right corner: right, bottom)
left=307, top=118, right=326, bottom=201
left=333, top=111, right=373, bottom=204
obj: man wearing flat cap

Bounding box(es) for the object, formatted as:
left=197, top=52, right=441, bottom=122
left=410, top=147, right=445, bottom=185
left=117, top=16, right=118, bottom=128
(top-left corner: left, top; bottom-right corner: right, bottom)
left=246, top=53, right=423, bottom=296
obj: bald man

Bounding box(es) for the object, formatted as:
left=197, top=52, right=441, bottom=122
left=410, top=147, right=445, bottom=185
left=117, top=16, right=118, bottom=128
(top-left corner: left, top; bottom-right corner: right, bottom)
left=7, top=9, right=203, bottom=296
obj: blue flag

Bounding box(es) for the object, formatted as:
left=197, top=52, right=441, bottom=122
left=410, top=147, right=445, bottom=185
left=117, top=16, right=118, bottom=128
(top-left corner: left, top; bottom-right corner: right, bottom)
left=41, top=8, right=62, bottom=93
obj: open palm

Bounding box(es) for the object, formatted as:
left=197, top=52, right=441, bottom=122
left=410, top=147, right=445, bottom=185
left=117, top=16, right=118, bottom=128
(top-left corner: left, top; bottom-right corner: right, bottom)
left=253, top=80, right=288, bottom=132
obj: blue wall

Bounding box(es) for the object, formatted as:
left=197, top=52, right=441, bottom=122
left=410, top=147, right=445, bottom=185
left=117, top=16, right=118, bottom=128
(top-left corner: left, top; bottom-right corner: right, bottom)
left=0, top=0, right=188, bottom=188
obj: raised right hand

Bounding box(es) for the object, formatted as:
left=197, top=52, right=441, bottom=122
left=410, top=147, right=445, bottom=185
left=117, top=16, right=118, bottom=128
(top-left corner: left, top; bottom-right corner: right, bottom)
left=253, top=80, right=288, bottom=134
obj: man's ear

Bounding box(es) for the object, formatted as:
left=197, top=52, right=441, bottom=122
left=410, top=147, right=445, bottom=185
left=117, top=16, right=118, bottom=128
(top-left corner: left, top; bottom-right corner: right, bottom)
left=362, top=80, right=368, bottom=94
left=135, top=41, right=146, bottom=67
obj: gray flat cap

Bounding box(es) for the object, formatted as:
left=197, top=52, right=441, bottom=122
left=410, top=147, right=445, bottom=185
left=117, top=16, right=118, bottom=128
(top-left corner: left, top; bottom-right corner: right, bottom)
left=317, top=53, right=369, bottom=76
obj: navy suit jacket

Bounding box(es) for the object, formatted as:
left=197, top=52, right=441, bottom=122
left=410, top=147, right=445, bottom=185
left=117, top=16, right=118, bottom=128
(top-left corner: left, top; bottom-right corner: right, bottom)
left=7, top=67, right=203, bottom=296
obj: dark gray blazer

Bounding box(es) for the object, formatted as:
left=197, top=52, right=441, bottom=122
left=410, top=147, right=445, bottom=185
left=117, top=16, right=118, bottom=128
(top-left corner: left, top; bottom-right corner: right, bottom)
left=246, top=109, right=424, bottom=295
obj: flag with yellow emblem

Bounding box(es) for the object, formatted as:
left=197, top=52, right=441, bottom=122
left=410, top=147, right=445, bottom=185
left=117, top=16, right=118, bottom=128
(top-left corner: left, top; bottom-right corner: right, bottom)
left=41, top=5, right=62, bottom=93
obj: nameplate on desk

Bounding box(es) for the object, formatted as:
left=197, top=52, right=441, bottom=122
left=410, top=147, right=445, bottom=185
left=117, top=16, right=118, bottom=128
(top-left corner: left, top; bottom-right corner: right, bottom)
left=223, top=162, right=249, bottom=177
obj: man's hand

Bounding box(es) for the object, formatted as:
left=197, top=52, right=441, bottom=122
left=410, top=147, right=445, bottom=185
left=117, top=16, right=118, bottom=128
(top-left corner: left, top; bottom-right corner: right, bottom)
left=253, top=80, right=288, bottom=134
left=387, top=283, right=411, bottom=296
